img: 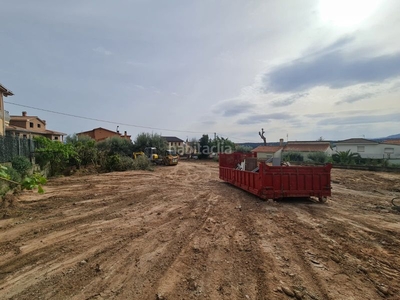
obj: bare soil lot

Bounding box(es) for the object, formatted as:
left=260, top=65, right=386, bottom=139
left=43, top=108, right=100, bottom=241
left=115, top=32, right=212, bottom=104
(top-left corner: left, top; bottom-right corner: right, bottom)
left=1, top=161, right=400, bottom=300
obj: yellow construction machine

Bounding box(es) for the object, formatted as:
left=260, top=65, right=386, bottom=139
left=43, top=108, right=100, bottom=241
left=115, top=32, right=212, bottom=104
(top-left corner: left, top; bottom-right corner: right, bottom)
left=133, top=147, right=178, bottom=166
left=133, top=151, right=145, bottom=159
left=162, top=149, right=179, bottom=166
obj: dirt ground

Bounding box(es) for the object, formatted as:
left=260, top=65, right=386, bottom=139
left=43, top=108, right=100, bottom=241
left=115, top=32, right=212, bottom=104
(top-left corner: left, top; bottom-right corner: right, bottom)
left=1, top=161, right=400, bottom=300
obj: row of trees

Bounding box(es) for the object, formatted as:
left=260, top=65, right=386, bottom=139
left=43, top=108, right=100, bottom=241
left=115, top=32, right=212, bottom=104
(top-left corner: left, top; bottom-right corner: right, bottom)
left=33, top=133, right=241, bottom=176
left=196, top=134, right=253, bottom=159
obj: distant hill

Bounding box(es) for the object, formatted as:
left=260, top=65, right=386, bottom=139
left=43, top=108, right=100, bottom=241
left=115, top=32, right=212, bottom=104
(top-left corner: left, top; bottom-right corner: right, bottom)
left=373, top=133, right=400, bottom=142
left=384, top=133, right=400, bottom=139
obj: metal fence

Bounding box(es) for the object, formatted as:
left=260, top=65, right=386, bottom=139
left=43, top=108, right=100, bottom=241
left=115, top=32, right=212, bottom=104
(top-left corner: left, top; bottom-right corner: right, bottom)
left=0, top=135, right=35, bottom=163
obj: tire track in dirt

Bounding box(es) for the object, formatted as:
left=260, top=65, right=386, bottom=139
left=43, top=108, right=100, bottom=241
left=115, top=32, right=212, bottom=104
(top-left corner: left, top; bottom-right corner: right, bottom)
left=1, top=166, right=220, bottom=296
left=307, top=212, right=399, bottom=297
left=1, top=162, right=400, bottom=299
left=278, top=198, right=400, bottom=299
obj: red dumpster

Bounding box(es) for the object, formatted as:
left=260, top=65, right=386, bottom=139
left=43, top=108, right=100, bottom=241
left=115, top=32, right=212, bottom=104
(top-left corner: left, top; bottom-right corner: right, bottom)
left=219, top=152, right=332, bottom=202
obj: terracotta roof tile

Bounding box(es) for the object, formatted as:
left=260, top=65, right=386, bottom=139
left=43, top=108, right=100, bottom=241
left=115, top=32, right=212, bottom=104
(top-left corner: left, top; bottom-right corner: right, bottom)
left=252, top=146, right=283, bottom=153
left=284, top=142, right=331, bottom=152
left=383, top=139, right=400, bottom=145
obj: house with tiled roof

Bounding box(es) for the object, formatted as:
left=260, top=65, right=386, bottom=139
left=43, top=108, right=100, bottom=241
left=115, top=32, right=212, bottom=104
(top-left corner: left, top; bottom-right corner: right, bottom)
left=77, top=127, right=131, bottom=142
left=7, top=111, right=66, bottom=141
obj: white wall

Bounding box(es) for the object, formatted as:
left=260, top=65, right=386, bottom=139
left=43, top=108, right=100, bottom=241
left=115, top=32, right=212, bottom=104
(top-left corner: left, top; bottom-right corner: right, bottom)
left=256, top=149, right=282, bottom=160
left=336, top=143, right=400, bottom=164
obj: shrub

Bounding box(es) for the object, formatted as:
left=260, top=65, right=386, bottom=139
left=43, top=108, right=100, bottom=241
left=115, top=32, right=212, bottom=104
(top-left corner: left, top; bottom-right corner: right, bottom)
left=11, top=156, right=32, bottom=176
left=307, top=152, right=329, bottom=164
left=132, top=155, right=153, bottom=171
left=104, top=154, right=121, bottom=172
left=101, top=154, right=152, bottom=172
left=0, top=165, right=47, bottom=195
left=34, top=136, right=78, bottom=176
left=282, top=152, right=304, bottom=162
left=235, top=145, right=253, bottom=153
left=66, top=134, right=98, bottom=167
left=117, top=156, right=135, bottom=171
left=6, top=167, right=22, bottom=183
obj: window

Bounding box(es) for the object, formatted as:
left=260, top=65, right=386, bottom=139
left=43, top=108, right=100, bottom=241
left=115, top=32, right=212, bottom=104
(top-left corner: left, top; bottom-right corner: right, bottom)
left=37, top=124, right=41, bottom=128
left=384, top=148, right=394, bottom=154
left=357, top=146, right=365, bottom=152
left=30, top=122, right=34, bottom=128
left=23, top=134, right=27, bottom=138
left=54, top=136, right=59, bottom=140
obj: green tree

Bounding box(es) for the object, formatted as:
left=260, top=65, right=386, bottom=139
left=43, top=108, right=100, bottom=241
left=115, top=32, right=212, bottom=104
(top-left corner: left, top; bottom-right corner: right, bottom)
left=133, top=133, right=168, bottom=154
left=97, top=136, right=134, bottom=157
left=66, top=134, right=98, bottom=167
left=211, top=136, right=235, bottom=153
left=198, top=134, right=211, bottom=159
left=185, top=137, right=200, bottom=155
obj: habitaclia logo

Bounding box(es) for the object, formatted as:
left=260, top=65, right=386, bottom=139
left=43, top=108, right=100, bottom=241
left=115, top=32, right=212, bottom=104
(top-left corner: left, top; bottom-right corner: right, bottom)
left=168, top=141, right=233, bottom=156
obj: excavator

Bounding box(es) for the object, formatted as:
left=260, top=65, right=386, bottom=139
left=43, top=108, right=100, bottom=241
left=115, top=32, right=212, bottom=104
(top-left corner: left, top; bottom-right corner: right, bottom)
left=133, top=147, right=179, bottom=166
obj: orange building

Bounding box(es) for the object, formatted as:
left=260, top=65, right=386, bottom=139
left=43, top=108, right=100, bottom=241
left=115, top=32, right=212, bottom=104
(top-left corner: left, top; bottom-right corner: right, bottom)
left=77, top=127, right=131, bottom=142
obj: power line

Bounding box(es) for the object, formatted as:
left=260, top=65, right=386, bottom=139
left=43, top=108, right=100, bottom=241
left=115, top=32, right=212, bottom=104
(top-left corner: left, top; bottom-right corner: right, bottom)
left=5, top=101, right=206, bottom=134
left=5, top=101, right=255, bottom=142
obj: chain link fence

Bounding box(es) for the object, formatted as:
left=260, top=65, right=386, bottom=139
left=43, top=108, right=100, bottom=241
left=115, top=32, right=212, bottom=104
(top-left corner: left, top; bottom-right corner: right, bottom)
left=0, top=135, right=35, bottom=163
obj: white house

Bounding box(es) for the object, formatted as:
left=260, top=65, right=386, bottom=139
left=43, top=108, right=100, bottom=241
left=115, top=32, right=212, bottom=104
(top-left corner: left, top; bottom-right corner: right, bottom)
left=252, top=141, right=333, bottom=163
left=335, top=138, right=400, bottom=165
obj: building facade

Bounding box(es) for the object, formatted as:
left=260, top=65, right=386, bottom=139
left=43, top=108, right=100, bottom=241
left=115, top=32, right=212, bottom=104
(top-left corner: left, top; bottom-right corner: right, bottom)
left=0, top=83, right=13, bottom=136
left=77, top=127, right=131, bottom=142
left=7, top=111, right=66, bottom=141
left=335, top=138, right=400, bottom=164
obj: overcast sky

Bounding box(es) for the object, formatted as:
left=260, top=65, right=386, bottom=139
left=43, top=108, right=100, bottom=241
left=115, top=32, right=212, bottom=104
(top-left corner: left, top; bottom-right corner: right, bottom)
left=1, top=0, right=399, bottom=143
